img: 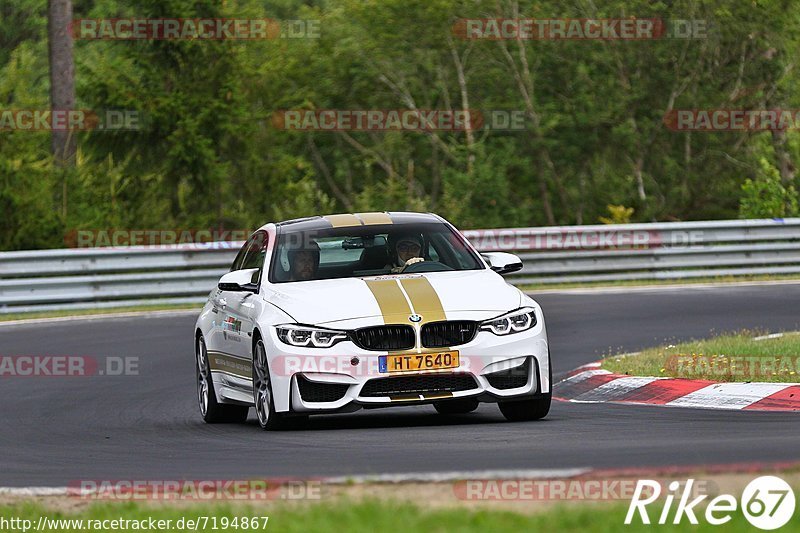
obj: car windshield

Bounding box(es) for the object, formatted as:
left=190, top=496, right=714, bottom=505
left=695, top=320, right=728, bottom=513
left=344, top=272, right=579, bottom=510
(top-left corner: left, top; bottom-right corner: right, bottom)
left=269, top=222, right=484, bottom=283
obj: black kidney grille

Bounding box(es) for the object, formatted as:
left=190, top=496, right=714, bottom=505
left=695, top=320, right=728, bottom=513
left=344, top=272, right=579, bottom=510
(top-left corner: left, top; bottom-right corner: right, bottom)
left=360, top=373, right=477, bottom=397
left=297, top=376, right=350, bottom=403
left=421, top=321, right=478, bottom=348
left=352, top=325, right=415, bottom=351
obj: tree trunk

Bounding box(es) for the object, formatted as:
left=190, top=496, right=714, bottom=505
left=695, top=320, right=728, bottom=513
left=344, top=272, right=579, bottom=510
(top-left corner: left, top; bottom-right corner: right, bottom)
left=48, top=0, right=76, bottom=166
left=538, top=173, right=555, bottom=226
left=771, top=129, right=796, bottom=186
left=448, top=36, right=475, bottom=176
left=633, top=155, right=646, bottom=202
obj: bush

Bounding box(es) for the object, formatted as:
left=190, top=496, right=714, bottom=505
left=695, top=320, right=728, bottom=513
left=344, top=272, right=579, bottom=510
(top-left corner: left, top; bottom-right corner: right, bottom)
left=739, top=158, right=799, bottom=219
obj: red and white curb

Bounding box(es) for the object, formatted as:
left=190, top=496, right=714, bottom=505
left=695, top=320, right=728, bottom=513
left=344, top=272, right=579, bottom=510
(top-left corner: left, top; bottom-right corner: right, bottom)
left=555, top=362, right=800, bottom=411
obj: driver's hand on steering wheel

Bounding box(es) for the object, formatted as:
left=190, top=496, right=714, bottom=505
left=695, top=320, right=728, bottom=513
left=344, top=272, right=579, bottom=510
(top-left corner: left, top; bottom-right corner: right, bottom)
left=397, top=257, right=425, bottom=273
left=391, top=257, right=425, bottom=273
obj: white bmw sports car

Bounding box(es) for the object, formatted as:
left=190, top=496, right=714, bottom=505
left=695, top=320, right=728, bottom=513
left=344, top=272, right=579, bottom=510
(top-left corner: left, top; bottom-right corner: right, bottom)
left=194, top=212, right=551, bottom=430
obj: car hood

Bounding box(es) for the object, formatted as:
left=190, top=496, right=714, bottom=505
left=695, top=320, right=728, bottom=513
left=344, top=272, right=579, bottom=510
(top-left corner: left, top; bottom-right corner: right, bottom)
left=263, top=270, right=522, bottom=327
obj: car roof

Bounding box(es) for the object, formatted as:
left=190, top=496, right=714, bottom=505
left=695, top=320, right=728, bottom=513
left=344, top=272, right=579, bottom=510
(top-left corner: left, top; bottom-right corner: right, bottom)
left=273, top=212, right=442, bottom=232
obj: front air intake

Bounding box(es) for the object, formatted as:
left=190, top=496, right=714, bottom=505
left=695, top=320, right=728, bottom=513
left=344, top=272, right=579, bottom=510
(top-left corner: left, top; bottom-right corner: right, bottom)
left=297, top=376, right=350, bottom=402
left=484, top=359, right=530, bottom=390
left=360, top=373, right=477, bottom=397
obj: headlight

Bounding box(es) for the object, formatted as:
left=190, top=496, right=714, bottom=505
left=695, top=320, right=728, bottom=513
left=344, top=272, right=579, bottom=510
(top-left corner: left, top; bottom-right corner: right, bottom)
left=276, top=325, right=349, bottom=348
left=480, top=307, right=537, bottom=335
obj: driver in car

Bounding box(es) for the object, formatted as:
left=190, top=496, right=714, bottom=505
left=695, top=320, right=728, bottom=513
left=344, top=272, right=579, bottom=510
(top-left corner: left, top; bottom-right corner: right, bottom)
left=288, top=241, right=320, bottom=281
left=387, top=233, right=425, bottom=273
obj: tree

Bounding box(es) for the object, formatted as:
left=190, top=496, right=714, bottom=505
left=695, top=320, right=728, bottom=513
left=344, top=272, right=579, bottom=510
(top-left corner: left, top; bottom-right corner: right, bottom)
left=47, top=0, right=76, bottom=166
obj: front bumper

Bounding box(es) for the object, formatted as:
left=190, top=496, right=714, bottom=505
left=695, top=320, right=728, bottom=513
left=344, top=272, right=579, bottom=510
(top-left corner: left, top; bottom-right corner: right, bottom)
left=266, top=322, right=550, bottom=413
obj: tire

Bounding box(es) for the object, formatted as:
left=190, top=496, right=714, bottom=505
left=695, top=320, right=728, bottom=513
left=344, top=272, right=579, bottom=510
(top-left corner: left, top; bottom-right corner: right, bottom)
left=498, top=352, right=552, bottom=422
left=498, top=394, right=551, bottom=421
left=434, top=398, right=479, bottom=415
left=196, top=335, right=249, bottom=424
left=252, top=338, right=308, bottom=430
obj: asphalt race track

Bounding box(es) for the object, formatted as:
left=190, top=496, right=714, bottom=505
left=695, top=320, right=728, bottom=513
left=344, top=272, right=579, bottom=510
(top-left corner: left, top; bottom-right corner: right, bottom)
left=1, top=283, right=799, bottom=487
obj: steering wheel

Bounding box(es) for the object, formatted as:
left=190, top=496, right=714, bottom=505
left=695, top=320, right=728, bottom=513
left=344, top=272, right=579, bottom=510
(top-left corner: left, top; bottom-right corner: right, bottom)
left=401, top=260, right=453, bottom=273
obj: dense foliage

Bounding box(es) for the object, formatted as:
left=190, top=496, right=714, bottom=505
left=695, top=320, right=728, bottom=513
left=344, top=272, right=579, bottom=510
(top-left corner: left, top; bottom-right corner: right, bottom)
left=2, top=0, right=799, bottom=249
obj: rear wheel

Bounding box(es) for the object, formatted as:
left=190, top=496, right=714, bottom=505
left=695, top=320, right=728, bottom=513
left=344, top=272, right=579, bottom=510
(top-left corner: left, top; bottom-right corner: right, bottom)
left=434, top=398, right=479, bottom=415
left=197, top=335, right=249, bottom=423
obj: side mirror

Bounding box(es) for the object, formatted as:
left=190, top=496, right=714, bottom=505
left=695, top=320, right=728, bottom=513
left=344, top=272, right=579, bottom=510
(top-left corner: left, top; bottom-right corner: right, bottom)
left=482, top=252, right=523, bottom=275
left=218, top=268, right=260, bottom=292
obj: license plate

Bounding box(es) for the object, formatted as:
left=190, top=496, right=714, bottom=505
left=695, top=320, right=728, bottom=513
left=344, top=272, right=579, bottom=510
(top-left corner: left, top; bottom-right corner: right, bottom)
left=379, top=351, right=459, bottom=373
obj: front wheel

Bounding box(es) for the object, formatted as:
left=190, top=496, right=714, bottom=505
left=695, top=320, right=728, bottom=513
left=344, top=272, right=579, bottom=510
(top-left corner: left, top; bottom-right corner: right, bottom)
left=252, top=339, right=282, bottom=430
left=498, top=394, right=551, bottom=421
left=197, top=335, right=249, bottom=423
left=499, top=353, right=552, bottom=422
left=252, top=339, right=308, bottom=430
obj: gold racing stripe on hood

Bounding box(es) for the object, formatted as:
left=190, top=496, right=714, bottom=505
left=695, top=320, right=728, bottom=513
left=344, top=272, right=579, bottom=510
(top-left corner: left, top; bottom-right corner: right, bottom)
left=365, top=277, right=447, bottom=326
left=364, top=279, right=413, bottom=324
left=355, top=212, right=392, bottom=225
left=324, top=214, right=362, bottom=227
left=399, top=277, right=446, bottom=324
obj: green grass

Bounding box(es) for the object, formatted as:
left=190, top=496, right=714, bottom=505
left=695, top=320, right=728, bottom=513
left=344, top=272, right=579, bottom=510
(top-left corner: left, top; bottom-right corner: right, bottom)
left=521, top=273, right=800, bottom=291
left=1, top=499, right=798, bottom=532
left=602, top=330, right=800, bottom=382
left=0, top=304, right=200, bottom=323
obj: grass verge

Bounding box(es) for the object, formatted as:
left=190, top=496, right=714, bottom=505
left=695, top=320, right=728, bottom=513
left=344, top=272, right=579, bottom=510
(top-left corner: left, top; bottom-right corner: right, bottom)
left=601, top=330, right=800, bottom=382
left=2, top=499, right=798, bottom=533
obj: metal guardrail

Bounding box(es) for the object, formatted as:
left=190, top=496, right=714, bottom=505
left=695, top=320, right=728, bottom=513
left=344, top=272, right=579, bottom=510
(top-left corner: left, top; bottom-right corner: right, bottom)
left=1, top=218, right=799, bottom=314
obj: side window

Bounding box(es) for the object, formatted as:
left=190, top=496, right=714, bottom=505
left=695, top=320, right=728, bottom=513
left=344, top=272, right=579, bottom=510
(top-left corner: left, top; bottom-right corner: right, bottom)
left=231, top=231, right=269, bottom=277
left=241, top=231, right=269, bottom=283
left=230, top=243, right=248, bottom=272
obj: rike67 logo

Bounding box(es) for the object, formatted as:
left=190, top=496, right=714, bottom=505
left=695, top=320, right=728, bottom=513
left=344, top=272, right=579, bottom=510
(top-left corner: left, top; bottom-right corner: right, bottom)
left=626, top=476, right=795, bottom=530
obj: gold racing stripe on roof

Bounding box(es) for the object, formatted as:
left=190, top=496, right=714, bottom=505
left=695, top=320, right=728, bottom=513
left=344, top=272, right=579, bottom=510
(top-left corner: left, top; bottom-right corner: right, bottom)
left=399, top=277, right=446, bottom=324
left=355, top=212, right=393, bottom=225
left=364, top=279, right=412, bottom=324
left=324, top=214, right=363, bottom=227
